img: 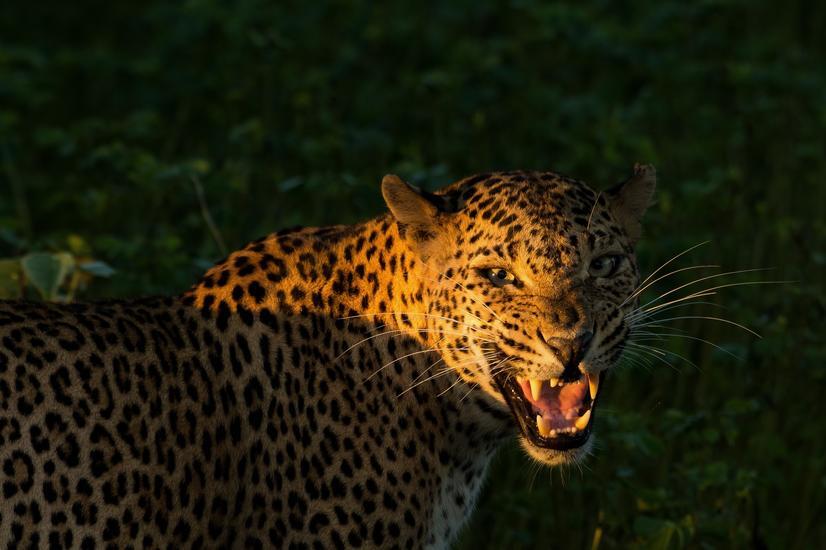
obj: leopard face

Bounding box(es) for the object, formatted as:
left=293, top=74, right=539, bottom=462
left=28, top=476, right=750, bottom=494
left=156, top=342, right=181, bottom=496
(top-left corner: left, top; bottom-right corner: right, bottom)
left=383, top=166, right=655, bottom=465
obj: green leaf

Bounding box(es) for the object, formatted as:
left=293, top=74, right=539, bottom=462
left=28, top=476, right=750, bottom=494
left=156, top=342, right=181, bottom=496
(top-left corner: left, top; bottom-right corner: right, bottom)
left=78, top=260, right=116, bottom=278
left=21, top=252, right=75, bottom=299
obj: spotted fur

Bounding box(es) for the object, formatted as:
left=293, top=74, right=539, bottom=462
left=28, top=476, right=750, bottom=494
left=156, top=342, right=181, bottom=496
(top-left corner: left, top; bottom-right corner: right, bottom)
left=0, top=166, right=655, bottom=548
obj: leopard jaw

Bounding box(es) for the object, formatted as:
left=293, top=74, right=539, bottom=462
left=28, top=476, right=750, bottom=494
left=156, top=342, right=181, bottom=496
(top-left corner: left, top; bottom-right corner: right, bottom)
left=519, top=373, right=599, bottom=438
left=488, top=365, right=606, bottom=454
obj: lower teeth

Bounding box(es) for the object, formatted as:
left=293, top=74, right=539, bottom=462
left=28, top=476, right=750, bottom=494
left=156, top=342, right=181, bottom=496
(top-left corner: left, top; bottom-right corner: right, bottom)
left=535, top=410, right=592, bottom=437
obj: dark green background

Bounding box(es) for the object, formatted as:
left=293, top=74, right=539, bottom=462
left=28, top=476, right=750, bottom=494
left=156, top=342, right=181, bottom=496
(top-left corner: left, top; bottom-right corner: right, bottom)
left=1, top=1, right=824, bottom=547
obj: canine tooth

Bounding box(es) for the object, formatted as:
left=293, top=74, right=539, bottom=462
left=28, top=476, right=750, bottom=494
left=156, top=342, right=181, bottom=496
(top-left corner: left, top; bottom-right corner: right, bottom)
left=575, top=409, right=592, bottom=430
left=588, top=374, right=599, bottom=400
left=530, top=379, right=543, bottom=401
left=549, top=377, right=559, bottom=388
left=536, top=414, right=553, bottom=437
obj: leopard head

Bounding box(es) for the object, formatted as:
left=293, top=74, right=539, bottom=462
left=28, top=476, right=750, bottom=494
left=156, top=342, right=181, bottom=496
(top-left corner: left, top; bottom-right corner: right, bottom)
left=382, top=166, right=656, bottom=465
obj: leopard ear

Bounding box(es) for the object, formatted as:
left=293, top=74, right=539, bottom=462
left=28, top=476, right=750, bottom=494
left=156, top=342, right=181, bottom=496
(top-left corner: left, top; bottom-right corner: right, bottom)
left=382, top=174, right=455, bottom=261
left=607, top=164, right=656, bottom=243
left=381, top=175, right=440, bottom=226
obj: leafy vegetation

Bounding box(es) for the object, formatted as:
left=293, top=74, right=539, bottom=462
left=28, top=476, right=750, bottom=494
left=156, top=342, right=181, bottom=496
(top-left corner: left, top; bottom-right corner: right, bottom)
left=1, top=0, right=824, bottom=547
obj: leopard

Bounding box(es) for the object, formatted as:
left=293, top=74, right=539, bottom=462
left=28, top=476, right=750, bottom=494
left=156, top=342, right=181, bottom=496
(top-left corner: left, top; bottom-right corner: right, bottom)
left=0, top=164, right=656, bottom=549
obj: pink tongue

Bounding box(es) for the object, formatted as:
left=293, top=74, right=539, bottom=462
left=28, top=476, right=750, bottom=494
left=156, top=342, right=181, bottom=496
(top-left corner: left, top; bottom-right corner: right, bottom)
left=558, top=383, right=587, bottom=411
left=518, top=379, right=588, bottom=420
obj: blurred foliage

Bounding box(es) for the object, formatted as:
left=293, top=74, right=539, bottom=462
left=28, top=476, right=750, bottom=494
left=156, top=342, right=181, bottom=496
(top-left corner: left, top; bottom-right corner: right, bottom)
left=1, top=0, right=824, bottom=547
left=0, top=235, right=114, bottom=300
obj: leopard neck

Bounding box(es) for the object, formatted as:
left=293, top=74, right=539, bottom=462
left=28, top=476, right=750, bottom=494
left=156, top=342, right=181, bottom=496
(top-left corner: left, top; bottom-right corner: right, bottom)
left=185, top=214, right=434, bottom=345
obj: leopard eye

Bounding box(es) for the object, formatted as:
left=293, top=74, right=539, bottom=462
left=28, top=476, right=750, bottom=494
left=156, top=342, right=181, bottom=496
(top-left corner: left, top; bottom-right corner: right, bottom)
left=484, top=268, right=516, bottom=287
left=589, top=255, right=623, bottom=278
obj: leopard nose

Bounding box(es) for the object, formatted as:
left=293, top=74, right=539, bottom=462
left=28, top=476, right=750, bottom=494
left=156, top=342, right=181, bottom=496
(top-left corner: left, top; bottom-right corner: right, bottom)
left=541, top=330, right=594, bottom=378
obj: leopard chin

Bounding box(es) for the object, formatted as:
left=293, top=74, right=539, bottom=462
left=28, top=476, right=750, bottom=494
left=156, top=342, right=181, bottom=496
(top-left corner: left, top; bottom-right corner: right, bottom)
left=492, top=369, right=605, bottom=464
left=518, top=434, right=595, bottom=466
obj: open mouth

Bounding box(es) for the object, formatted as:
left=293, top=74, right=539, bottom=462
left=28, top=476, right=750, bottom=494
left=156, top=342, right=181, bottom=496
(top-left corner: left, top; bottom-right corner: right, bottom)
left=493, top=370, right=603, bottom=450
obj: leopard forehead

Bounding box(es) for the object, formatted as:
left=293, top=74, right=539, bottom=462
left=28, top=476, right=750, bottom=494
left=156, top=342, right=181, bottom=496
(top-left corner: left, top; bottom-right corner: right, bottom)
left=436, top=170, right=630, bottom=268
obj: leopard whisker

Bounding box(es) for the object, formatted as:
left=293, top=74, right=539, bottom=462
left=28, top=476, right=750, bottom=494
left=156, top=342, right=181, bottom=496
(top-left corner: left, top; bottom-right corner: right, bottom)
left=623, top=350, right=664, bottom=372
left=366, top=345, right=477, bottom=382
left=652, top=278, right=792, bottom=312
left=432, top=353, right=509, bottom=400
left=436, top=373, right=471, bottom=398
left=631, top=322, right=742, bottom=356
left=585, top=191, right=603, bottom=233
left=624, top=342, right=684, bottom=372
left=527, top=459, right=543, bottom=492
left=458, top=382, right=480, bottom=403
left=488, top=364, right=515, bottom=377
left=396, top=351, right=501, bottom=397
left=336, top=328, right=495, bottom=360
left=627, top=341, right=667, bottom=356
left=633, top=267, right=775, bottom=311
left=617, top=349, right=656, bottom=372
left=407, top=356, right=447, bottom=386
left=365, top=323, right=389, bottom=335
left=635, top=314, right=761, bottom=338
left=627, top=341, right=700, bottom=371
left=631, top=332, right=743, bottom=361
left=626, top=297, right=721, bottom=323
left=619, top=350, right=655, bottom=371
left=486, top=356, right=514, bottom=378
left=365, top=338, right=486, bottom=381
left=628, top=330, right=669, bottom=342
left=339, top=311, right=494, bottom=336
left=622, top=263, right=719, bottom=308
left=397, top=367, right=460, bottom=396
left=620, top=240, right=710, bottom=307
